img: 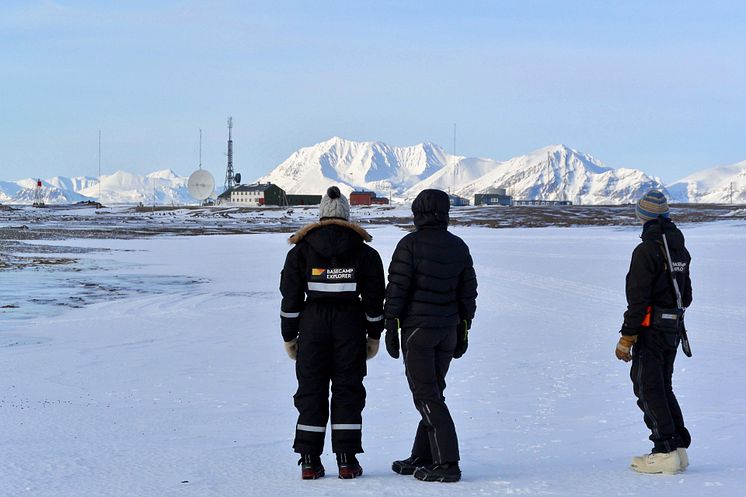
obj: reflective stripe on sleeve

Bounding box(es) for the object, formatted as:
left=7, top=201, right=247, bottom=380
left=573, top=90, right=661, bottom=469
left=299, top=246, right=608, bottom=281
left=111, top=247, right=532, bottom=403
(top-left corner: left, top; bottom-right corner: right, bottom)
left=307, top=282, right=357, bottom=292
left=366, top=314, right=384, bottom=322
left=331, top=423, right=362, bottom=430
left=280, top=311, right=300, bottom=318
left=297, top=424, right=326, bottom=433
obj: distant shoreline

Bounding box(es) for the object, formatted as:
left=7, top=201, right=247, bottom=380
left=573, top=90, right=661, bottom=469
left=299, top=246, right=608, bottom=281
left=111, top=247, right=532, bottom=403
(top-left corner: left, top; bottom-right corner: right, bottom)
left=1, top=204, right=745, bottom=245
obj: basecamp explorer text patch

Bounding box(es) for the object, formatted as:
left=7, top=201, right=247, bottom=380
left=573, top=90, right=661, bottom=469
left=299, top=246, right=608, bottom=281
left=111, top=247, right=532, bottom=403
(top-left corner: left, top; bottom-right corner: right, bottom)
left=310, top=267, right=356, bottom=281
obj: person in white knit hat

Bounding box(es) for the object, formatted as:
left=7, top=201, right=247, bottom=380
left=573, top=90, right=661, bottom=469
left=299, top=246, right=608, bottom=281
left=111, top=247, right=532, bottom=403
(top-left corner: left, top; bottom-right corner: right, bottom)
left=318, top=185, right=351, bottom=221
left=279, top=186, right=385, bottom=480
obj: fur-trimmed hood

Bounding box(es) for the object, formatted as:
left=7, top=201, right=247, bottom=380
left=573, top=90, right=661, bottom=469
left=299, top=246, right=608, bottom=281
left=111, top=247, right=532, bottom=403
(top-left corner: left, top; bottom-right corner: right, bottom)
left=289, top=219, right=372, bottom=244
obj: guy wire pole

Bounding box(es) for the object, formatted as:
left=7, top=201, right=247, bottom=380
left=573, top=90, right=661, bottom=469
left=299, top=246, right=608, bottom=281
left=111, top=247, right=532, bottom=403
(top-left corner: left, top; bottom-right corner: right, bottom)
left=98, top=130, right=102, bottom=204
left=452, top=123, right=457, bottom=195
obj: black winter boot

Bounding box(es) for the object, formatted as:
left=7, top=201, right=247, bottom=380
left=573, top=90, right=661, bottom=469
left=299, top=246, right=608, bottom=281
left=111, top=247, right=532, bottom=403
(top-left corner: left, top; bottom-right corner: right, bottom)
left=298, top=454, right=325, bottom=480
left=413, top=462, right=461, bottom=482
left=392, top=455, right=432, bottom=475
left=336, top=453, right=363, bottom=479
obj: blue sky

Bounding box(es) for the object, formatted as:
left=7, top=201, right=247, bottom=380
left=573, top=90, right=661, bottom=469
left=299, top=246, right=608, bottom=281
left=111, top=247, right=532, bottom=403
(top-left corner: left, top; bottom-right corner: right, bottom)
left=1, top=0, right=744, bottom=184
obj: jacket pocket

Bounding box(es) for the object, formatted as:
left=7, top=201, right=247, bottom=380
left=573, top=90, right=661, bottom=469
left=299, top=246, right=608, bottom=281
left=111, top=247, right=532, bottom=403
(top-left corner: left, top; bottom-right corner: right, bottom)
left=652, top=307, right=683, bottom=348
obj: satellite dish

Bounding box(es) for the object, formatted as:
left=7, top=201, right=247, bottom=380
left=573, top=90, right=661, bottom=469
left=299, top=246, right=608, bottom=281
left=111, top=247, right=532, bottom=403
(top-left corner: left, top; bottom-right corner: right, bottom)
left=188, top=169, right=215, bottom=201
left=234, top=172, right=242, bottom=184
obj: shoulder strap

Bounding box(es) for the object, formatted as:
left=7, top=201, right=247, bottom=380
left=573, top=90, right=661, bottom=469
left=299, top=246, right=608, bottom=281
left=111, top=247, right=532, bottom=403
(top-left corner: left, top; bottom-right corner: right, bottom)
left=656, top=219, right=683, bottom=310
left=657, top=217, right=692, bottom=357
left=653, top=240, right=681, bottom=308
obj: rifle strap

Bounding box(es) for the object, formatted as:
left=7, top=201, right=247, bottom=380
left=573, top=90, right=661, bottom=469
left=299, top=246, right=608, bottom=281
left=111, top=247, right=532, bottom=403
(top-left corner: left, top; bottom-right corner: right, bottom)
left=656, top=217, right=692, bottom=357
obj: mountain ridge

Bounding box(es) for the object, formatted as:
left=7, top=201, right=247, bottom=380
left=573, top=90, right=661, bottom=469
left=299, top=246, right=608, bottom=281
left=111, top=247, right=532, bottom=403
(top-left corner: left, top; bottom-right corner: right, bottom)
left=258, top=139, right=670, bottom=204
left=1, top=139, right=743, bottom=205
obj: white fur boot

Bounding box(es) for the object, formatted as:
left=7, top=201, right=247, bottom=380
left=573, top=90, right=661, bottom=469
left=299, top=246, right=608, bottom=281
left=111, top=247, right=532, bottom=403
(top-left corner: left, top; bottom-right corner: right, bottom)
left=677, top=448, right=689, bottom=470
left=630, top=450, right=681, bottom=475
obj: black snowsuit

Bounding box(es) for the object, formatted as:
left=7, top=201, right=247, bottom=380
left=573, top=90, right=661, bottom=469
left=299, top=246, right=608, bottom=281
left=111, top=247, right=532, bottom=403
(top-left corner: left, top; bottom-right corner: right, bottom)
left=280, top=219, right=385, bottom=456
left=622, top=218, right=692, bottom=454
left=385, top=189, right=478, bottom=464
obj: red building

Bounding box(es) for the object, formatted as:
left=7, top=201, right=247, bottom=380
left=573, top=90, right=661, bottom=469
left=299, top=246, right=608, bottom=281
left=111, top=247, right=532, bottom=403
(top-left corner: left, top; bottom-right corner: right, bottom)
left=350, top=190, right=390, bottom=206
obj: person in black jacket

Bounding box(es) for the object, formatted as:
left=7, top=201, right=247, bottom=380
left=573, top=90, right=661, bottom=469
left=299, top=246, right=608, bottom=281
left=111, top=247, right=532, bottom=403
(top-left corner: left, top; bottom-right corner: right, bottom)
left=280, top=186, right=385, bottom=480
left=615, top=190, right=692, bottom=475
left=384, top=188, right=477, bottom=483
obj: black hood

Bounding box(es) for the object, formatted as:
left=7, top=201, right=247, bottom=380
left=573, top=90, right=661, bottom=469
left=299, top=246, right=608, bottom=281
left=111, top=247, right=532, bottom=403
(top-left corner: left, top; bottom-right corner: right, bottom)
left=289, top=219, right=371, bottom=258
left=412, top=189, right=450, bottom=229
left=641, top=217, right=685, bottom=246
left=305, top=225, right=360, bottom=258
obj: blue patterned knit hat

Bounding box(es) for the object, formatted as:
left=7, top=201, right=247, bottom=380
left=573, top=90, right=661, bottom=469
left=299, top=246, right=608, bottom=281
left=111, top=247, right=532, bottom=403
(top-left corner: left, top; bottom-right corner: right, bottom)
left=636, top=190, right=669, bottom=222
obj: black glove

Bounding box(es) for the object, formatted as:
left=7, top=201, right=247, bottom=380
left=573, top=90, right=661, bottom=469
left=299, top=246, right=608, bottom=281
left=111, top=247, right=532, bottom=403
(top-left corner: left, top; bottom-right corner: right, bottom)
left=453, top=320, right=470, bottom=359
left=385, top=318, right=400, bottom=359
left=366, top=319, right=384, bottom=340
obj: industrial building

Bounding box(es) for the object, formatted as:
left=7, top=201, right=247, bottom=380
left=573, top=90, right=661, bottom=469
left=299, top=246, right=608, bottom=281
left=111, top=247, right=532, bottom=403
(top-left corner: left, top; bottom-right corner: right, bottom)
left=349, top=190, right=389, bottom=206
left=286, top=194, right=322, bottom=206
left=474, top=188, right=512, bottom=206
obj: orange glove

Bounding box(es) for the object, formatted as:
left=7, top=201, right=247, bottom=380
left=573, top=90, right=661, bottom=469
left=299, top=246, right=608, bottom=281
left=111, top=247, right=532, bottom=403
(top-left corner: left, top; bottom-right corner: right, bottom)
left=615, top=335, right=637, bottom=362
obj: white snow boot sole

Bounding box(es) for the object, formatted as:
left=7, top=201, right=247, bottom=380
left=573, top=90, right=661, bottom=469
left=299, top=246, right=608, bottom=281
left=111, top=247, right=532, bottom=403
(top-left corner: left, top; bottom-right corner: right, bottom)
left=630, top=451, right=681, bottom=475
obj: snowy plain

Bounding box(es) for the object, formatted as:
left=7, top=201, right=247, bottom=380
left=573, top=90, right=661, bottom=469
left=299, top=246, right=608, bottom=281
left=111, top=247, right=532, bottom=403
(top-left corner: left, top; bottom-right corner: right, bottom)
left=2, top=221, right=745, bottom=497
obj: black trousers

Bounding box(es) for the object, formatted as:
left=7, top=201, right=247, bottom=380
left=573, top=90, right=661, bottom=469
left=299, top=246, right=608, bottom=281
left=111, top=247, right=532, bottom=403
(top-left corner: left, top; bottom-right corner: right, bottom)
left=293, top=302, right=367, bottom=455
left=630, top=327, right=691, bottom=453
left=402, top=326, right=460, bottom=464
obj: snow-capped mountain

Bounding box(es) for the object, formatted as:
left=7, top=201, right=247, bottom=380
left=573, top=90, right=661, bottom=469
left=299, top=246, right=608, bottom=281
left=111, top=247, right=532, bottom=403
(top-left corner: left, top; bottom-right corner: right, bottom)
left=76, top=169, right=191, bottom=204
left=0, top=170, right=196, bottom=205
left=258, top=138, right=667, bottom=204
left=0, top=181, right=24, bottom=202
left=257, top=136, right=448, bottom=197
left=3, top=139, right=742, bottom=206
left=667, top=160, right=746, bottom=203
left=10, top=183, right=91, bottom=204
left=415, top=144, right=667, bottom=204
left=46, top=176, right=99, bottom=193
left=2, top=177, right=94, bottom=204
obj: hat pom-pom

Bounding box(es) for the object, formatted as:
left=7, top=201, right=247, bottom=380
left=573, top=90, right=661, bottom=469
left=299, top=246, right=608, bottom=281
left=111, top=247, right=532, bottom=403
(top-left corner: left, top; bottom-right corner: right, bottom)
left=327, top=186, right=341, bottom=199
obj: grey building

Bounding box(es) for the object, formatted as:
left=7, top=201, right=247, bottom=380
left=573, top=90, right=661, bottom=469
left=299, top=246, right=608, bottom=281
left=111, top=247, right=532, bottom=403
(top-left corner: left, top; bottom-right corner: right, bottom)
left=474, top=188, right=512, bottom=206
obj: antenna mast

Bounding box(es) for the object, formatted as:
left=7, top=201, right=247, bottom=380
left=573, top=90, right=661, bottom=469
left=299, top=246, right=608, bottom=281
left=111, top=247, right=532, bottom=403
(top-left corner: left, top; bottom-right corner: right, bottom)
left=199, top=128, right=203, bottom=169
left=98, top=130, right=102, bottom=203
left=224, top=117, right=235, bottom=192
left=452, top=123, right=457, bottom=195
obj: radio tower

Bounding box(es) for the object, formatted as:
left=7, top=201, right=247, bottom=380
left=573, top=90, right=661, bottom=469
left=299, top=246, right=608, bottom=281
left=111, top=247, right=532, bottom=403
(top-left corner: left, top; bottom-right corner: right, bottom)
left=224, top=117, right=235, bottom=192
left=452, top=123, right=457, bottom=195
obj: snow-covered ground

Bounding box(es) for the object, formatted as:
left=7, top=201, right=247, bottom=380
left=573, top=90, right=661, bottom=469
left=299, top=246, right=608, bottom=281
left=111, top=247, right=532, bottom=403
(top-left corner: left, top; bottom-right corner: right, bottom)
left=2, top=222, right=745, bottom=496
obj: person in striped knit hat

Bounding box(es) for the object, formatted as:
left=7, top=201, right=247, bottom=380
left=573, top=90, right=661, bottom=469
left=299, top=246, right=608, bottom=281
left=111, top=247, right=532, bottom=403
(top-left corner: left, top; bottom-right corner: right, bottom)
left=635, top=189, right=670, bottom=222
left=616, top=189, right=693, bottom=475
